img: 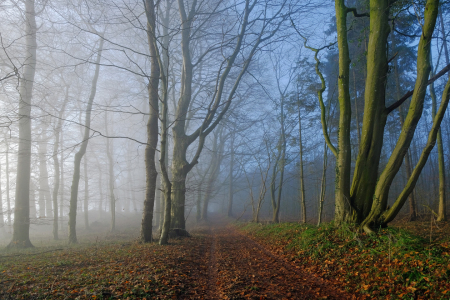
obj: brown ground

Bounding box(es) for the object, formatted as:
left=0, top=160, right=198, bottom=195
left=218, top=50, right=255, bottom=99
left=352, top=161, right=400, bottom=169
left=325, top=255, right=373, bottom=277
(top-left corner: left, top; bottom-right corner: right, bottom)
left=0, top=218, right=352, bottom=299
left=184, top=219, right=351, bottom=299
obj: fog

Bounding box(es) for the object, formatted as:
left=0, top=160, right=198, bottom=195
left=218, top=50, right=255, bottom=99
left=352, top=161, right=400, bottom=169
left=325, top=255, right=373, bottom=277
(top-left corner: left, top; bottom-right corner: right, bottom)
left=0, top=0, right=449, bottom=248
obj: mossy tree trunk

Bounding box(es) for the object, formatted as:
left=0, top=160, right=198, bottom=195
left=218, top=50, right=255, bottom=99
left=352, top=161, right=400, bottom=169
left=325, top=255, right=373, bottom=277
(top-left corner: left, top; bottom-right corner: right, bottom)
left=327, top=0, right=444, bottom=231
left=437, top=9, right=449, bottom=222
left=333, top=0, right=352, bottom=225
left=361, top=0, right=439, bottom=230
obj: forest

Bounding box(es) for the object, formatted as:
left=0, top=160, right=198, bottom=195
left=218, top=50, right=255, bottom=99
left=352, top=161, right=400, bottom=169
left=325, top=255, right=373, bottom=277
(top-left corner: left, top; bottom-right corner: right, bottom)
left=0, top=0, right=450, bottom=298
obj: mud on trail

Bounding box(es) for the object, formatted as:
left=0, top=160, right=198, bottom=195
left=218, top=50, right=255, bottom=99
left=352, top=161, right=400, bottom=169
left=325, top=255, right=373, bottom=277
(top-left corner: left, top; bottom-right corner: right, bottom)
left=186, top=219, right=351, bottom=299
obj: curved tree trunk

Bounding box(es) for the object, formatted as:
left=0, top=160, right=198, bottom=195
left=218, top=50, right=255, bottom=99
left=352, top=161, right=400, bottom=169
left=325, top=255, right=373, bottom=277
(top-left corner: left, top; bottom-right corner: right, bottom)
left=68, top=37, right=104, bottom=244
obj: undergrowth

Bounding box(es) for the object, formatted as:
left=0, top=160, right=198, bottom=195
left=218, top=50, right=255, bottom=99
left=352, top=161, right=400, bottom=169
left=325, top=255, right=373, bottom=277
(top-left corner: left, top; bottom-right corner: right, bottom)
left=237, top=221, right=450, bottom=299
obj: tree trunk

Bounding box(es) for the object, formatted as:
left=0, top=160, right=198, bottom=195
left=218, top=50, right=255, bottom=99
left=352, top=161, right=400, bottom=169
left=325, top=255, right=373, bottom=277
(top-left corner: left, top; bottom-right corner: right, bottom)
left=227, top=132, right=235, bottom=217
left=333, top=0, right=352, bottom=225
left=38, top=127, right=52, bottom=219
left=98, top=170, right=103, bottom=212
left=68, top=37, right=103, bottom=244
left=30, top=181, right=37, bottom=221
left=380, top=77, right=450, bottom=225
left=437, top=9, right=449, bottom=221
left=105, top=112, right=116, bottom=233
left=393, top=40, right=418, bottom=221
left=8, top=0, right=37, bottom=249
left=107, top=142, right=115, bottom=232
left=52, top=85, right=69, bottom=240
left=60, top=129, right=65, bottom=230
left=318, top=142, right=328, bottom=226
left=140, top=0, right=160, bottom=242
left=353, top=69, right=361, bottom=145
left=201, top=127, right=226, bottom=221
left=430, top=53, right=447, bottom=222
left=362, top=0, right=439, bottom=229
left=6, top=138, right=11, bottom=227
left=349, top=0, right=390, bottom=225
left=298, top=109, right=306, bottom=223
left=0, top=161, right=4, bottom=230
left=83, top=156, right=90, bottom=229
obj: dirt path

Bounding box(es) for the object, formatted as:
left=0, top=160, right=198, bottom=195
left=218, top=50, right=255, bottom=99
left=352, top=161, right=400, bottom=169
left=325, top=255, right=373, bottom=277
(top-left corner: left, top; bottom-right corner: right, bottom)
left=185, top=220, right=351, bottom=299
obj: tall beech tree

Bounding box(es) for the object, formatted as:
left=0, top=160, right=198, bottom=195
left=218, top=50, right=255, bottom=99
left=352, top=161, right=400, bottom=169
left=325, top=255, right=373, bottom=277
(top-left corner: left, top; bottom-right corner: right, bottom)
left=170, top=0, right=287, bottom=229
left=140, top=0, right=160, bottom=243
left=8, top=0, right=38, bottom=249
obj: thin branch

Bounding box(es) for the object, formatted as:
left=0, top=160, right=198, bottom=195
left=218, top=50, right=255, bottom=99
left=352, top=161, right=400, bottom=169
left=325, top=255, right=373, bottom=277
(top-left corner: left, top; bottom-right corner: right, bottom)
left=386, top=63, right=450, bottom=114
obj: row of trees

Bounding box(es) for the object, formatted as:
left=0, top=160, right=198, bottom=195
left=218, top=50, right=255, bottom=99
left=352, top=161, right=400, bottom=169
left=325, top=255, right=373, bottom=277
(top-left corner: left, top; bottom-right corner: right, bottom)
left=1, top=0, right=450, bottom=248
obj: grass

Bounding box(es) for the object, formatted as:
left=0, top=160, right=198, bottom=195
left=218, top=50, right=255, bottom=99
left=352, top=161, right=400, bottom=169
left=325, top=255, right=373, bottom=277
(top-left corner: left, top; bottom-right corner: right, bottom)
left=236, top=219, right=450, bottom=299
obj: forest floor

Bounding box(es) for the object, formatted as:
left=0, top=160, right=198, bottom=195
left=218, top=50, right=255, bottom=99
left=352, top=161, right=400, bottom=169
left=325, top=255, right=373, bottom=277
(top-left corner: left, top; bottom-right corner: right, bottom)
left=0, top=215, right=448, bottom=299
left=239, top=216, right=450, bottom=300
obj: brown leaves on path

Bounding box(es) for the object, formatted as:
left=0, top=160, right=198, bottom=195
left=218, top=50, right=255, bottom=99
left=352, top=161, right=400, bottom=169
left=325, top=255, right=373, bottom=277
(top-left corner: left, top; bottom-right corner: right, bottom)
left=0, top=220, right=350, bottom=299
left=207, top=225, right=350, bottom=299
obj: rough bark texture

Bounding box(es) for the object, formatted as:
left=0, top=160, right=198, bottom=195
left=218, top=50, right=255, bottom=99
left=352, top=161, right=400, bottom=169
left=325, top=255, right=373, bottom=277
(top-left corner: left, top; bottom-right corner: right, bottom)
left=68, top=38, right=103, bottom=244
left=8, top=0, right=37, bottom=249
